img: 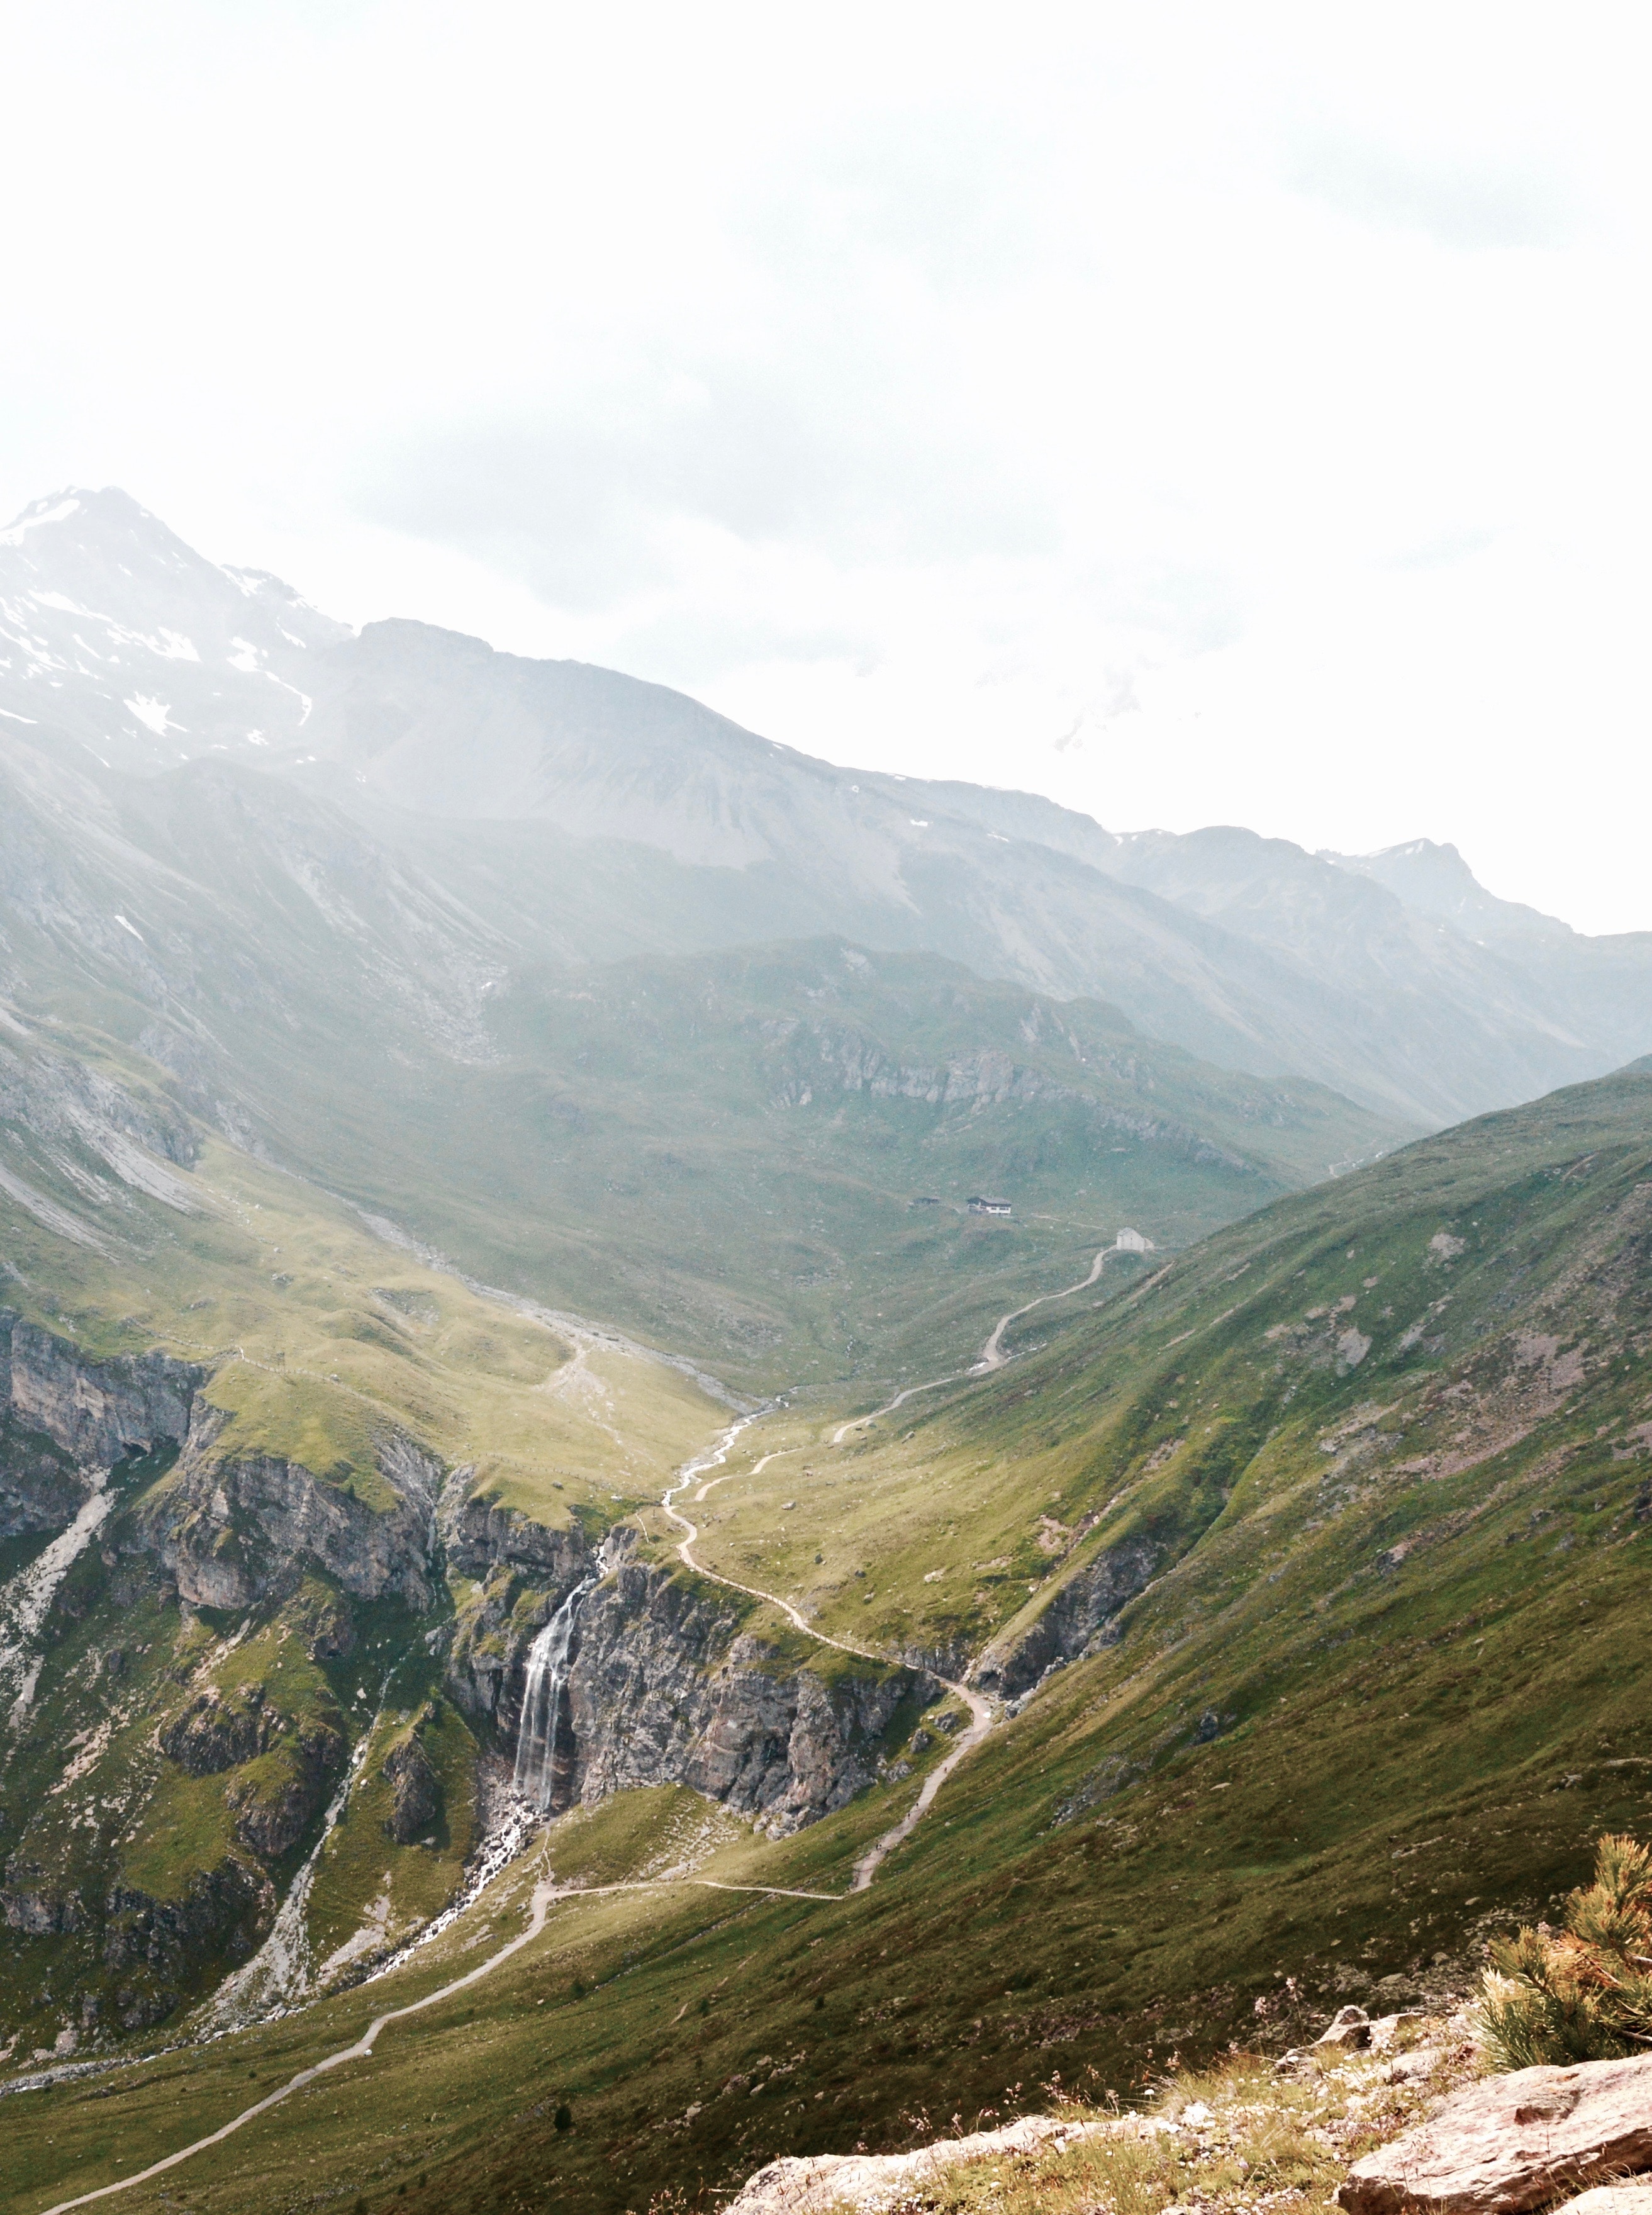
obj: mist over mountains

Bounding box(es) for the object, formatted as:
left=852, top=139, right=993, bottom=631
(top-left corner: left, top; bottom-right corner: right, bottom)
left=5, top=486, right=1649, bottom=1146
left=4, top=485, right=1652, bottom=2214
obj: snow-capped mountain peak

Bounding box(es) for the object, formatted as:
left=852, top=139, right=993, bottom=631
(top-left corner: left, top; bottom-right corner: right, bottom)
left=0, top=486, right=350, bottom=773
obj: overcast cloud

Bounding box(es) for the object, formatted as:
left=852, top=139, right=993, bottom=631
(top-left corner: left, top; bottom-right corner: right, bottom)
left=1, top=1, right=1648, bottom=930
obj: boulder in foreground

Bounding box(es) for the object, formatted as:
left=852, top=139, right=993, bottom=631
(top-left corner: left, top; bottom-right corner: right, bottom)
left=725, top=2112, right=1156, bottom=2215
left=1554, top=2188, right=1652, bottom=2215
left=1339, top=2053, right=1652, bottom=2215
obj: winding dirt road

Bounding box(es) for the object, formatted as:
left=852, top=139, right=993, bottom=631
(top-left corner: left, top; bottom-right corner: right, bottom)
left=659, top=1428, right=996, bottom=1893
left=831, top=1243, right=1109, bottom=1444
left=667, top=1246, right=1114, bottom=1883
left=26, top=1247, right=1113, bottom=2213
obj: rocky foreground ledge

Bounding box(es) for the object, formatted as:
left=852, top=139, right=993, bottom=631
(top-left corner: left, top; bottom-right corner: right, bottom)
left=720, top=2013, right=1652, bottom=2215
left=1341, top=2051, right=1652, bottom=2215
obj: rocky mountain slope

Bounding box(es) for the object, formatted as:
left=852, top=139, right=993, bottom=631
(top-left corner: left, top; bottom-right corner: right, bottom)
left=0, top=699, right=1407, bottom=1386
left=4, top=1062, right=1649, bottom=2215
left=5, top=488, right=1650, bottom=1129
left=2, top=479, right=1649, bottom=2215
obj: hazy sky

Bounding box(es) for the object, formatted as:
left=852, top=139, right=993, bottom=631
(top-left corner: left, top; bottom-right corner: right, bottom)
left=3, top=2, right=1649, bottom=931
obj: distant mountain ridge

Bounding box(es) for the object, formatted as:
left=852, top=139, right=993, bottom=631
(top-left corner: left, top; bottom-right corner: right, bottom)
left=3, top=485, right=1649, bottom=1130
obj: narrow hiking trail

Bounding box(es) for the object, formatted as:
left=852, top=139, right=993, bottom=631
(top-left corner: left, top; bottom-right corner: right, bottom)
left=36, top=1873, right=564, bottom=2215
left=25, top=1247, right=1113, bottom=2213
left=659, top=1431, right=996, bottom=1893
left=31, top=1854, right=851, bottom=2215
left=831, top=1242, right=1110, bottom=1444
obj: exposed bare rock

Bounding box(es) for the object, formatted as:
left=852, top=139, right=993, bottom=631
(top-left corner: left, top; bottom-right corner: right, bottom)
left=443, top=1534, right=597, bottom=1724
left=1555, top=2187, right=1652, bottom=2215
left=160, top=1683, right=281, bottom=1775
left=1317, top=2004, right=1373, bottom=2049
left=1339, top=2053, right=1652, bottom=2215
left=101, top=1859, right=271, bottom=2024
left=977, top=1534, right=1161, bottom=1697
left=382, top=1729, right=442, bottom=1844
left=449, top=1547, right=925, bottom=1837
left=565, top=1559, right=922, bottom=1835
left=130, top=1403, right=439, bottom=1610
left=1, top=1872, right=87, bottom=1933
left=725, top=2113, right=1150, bottom=2214
left=440, top=1479, right=589, bottom=1583
left=1, top=1313, right=199, bottom=1471
left=0, top=1404, right=81, bottom=1539
left=291, top=1582, right=355, bottom=1661
left=0, top=1311, right=201, bottom=1534
left=224, top=1718, right=346, bottom=1859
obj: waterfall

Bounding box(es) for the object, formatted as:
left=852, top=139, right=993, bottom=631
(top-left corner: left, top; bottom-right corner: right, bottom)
left=512, top=1567, right=600, bottom=1809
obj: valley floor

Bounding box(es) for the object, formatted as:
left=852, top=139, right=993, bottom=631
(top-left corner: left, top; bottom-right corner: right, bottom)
left=6, top=1073, right=1652, bottom=2215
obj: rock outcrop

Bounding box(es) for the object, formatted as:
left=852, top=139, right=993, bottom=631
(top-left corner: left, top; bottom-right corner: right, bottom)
left=0, top=1405, right=81, bottom=1539
left=130, top=1404, right=441, bottom=1610
left=0, top=1310, right=201, bottom=1531
left=101, top=1860, right=271, bottom=2030
left=382, top=1730, right=443, bottom=1844
left=726, top=2112, right=1158, bottom=2215
left=223, top=1716, right=347, bottom=1859
left=1339, top=2053, right=1652, bottom=2215
left=566, top=1560, right=924, bottom=1836
left=1556, top=2189, right=1652, bottom=2215
left=160, top=1683, right=284, bottom=1775
left=447, top=1542, right=928, bottom=1838
left=440, top=1478, right=589, bottom=1585
left=978, top=1534, right=1161, bottom=1698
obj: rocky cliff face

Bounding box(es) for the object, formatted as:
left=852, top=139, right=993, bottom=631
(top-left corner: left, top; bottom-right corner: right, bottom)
left=977, top=1534, right=1161, bottom=1699
left=382, top=1724, right=444, bottom=1844
left=99, top=1862, right=272, bottom=2032
left=446, top=1531, right=927, bottom=1840
left=0, top=1310, right=201, bottom=1532
left=129, top=1403, right=442, bottom=1611
left=568, top=1561, right=923, bottom=1835
left=440, top=1479, right=594, bottom=1719
left=440, top=1477, right=590, bottom=1584
left=757, top=1023, right=1248, bottom=1170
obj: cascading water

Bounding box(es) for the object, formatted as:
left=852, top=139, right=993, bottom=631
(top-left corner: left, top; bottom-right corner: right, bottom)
left=511, top=1566, right=600, bottom=1809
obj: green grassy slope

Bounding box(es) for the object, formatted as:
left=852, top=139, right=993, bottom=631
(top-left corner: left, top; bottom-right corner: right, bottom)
left=328, top=939, right=1397, bottom=1390
left=8, top=1068, right=1649, bottom=2215
left=0, top=1130, right=727, bottom=2048
left=1, top=736, right=1409, bottom=1390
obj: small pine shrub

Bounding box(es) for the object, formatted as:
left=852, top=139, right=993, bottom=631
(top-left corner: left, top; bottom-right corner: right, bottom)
left=554, top=2103, right=573, bottom=2133
left=1477, top=1832, right=1652, bottom=2069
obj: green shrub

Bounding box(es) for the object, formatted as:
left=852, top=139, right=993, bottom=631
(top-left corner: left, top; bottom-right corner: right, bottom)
left=1476, top=1833, right=1652, bottom=2068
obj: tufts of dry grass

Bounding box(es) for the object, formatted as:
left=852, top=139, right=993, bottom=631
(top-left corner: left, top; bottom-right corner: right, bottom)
left=805, top=2015, right=1478, bottom=2215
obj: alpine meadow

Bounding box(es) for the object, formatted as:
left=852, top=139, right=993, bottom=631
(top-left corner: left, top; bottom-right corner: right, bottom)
left=1, top=481, right=1649, bottom=2215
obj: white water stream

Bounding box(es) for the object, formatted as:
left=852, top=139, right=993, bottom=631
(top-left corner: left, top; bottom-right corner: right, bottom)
left=0, top=1474, right=116, bottom=1724
left=511, top=1569, right=600, bottom=1808
left=203, top=1732, right=375, bottom=2031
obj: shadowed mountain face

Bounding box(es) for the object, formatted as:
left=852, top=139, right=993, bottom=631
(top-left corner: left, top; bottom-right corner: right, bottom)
left=3, top=489, right=1649, bottom=1131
